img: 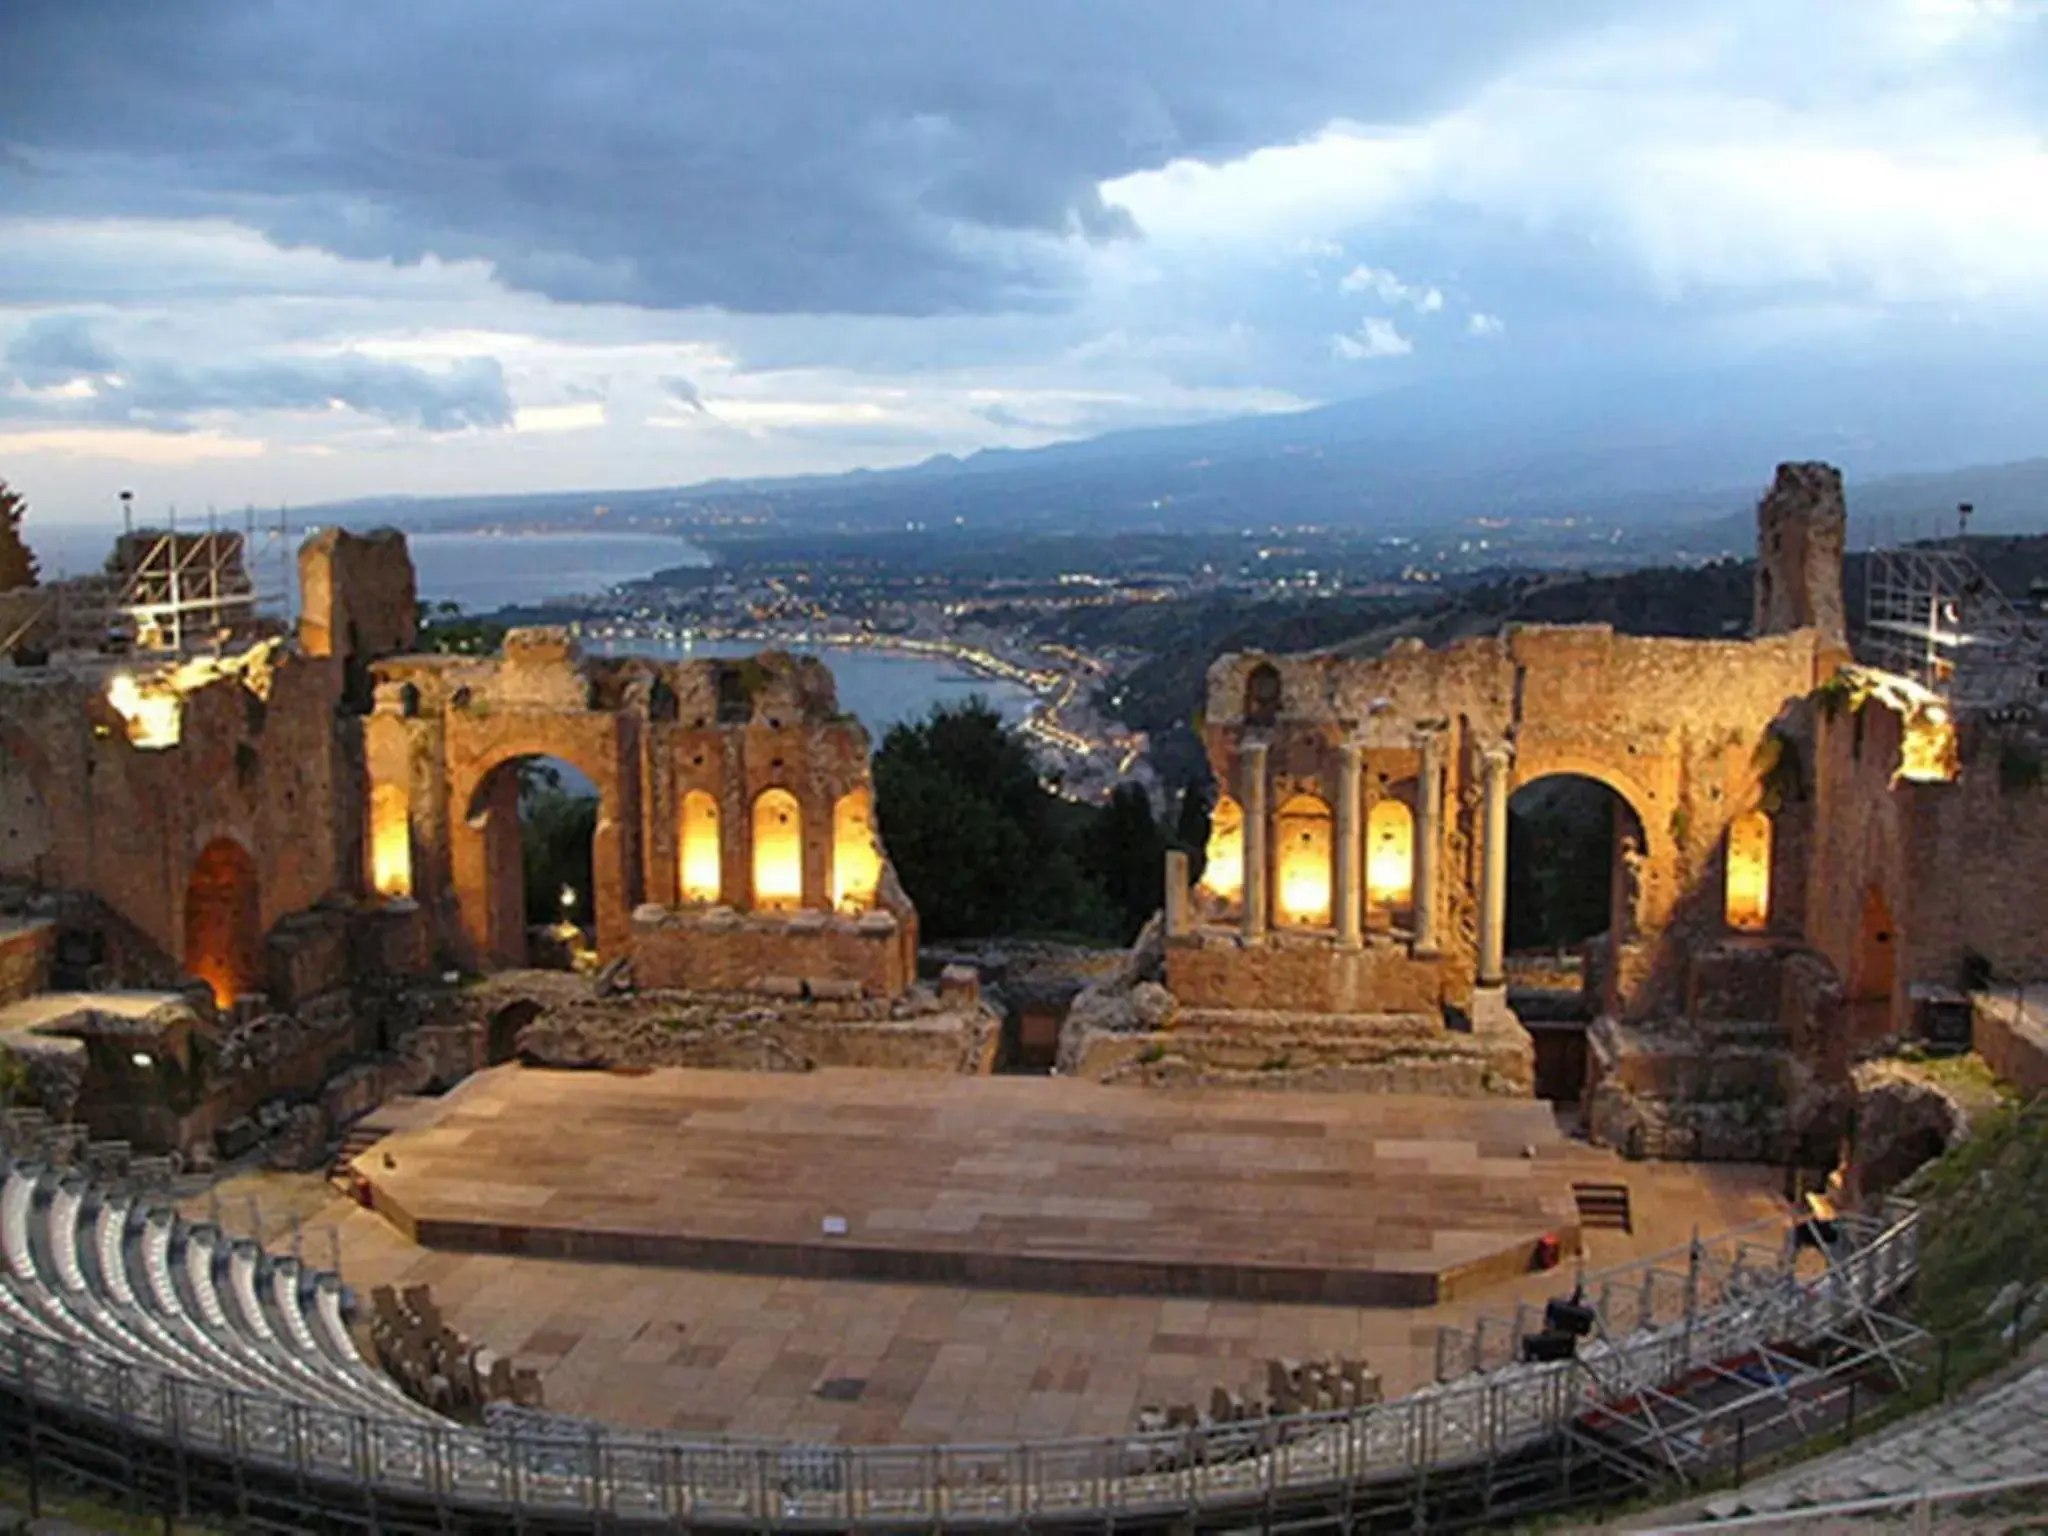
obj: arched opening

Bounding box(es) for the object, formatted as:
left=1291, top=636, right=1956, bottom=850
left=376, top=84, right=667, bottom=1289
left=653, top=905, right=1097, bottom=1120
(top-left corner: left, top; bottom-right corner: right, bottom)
left=369, top=780, right=412, bottom=899
left=488, top=999, right=543, bottom=1065
left=184, top=838, right=261, bottom=1008
left=1849, top=884, right=1896, bottom=1039
left=751, top=788, right=803, bottom=912
left=464, top=755, right=598, bottom=969
left=1274, top=792, right=1332, bottom=928
left=1506, top=775, right=1646, bottom=957
left=1365, top=798, right=1414, bottom=923
left=1244, top=663, right=1282, bottom=727
left=679, top=789, right=722, bottom=905
left=1197, top=793, right=1244, bottom=907
left=1724, top=809, right=1772, bottom=930
left=831, top=788, right=882, bottom=912
left=0, top=738, right=55, bottom=882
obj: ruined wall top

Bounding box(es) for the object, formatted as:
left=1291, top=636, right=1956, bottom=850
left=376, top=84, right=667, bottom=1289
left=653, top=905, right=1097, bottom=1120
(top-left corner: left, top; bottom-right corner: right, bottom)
left=297, top=527, right=417, bottom=666
left=1754, top=461, right=1847, bottom=646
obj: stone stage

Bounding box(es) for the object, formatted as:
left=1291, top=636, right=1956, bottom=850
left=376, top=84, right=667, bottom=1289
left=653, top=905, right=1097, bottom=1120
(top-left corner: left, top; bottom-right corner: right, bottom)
left=356, top=1066, right=1582, bottom=1307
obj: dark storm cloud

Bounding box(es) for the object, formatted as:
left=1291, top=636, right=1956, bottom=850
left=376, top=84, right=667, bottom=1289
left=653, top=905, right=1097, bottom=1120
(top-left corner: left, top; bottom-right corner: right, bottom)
left=1, top=316, right=513, bottom=431
left=0, top=0, right=1621, bottom=317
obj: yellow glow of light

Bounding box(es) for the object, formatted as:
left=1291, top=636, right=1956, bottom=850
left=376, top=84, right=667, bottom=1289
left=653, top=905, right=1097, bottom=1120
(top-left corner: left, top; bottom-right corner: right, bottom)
left=1366, top=798, right=1414, bottom=912
left=106, top=673, right=183, bottom=748
left=680, top=789, right=722, bottom=903
left=369, top=781, right=413, bottom=898
left=752, top=787, right=803, bottom=911
left=831, top=788, right=883, bottom=912
left=1897, top=710, right=1960, bottom=783
left=1275, top=793, right=1332, bottom=927
left=1198, top=794, right=1244, bottom=901
left=1725, top=809, right=1772, bottom=930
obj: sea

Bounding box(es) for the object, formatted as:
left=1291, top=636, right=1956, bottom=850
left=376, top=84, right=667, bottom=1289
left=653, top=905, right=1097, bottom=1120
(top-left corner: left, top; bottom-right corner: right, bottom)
left=411, top=531, right=1035, bottom=737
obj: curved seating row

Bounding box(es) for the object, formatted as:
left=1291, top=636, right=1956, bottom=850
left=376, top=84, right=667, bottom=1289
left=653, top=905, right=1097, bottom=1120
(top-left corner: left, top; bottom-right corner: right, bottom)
left=0, top=1160, right=439, bottom=1430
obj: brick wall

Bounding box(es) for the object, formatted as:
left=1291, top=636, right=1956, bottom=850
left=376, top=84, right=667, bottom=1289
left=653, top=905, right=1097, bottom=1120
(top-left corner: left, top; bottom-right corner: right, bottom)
left=0, top=921, right=52, bottom=1005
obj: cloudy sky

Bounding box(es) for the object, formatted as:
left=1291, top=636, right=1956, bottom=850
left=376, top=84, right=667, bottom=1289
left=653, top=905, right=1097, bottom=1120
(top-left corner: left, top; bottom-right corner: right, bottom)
left=2, top=0, right=2043, bottom=528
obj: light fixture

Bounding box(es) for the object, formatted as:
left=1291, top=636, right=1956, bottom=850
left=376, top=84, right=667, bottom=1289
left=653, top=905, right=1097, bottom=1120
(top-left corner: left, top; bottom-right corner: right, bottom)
left=130, top=1052, right=153, bottom=1070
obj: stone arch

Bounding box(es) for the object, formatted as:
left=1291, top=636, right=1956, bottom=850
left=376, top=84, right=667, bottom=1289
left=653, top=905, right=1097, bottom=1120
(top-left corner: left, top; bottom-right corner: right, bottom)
left=487, top=998, right=542, bottom=1065
left=1366, top=797, right=1414, bottom=920
left=1244, top=662, right=1282, bottom=727
left=0, top=728, right=57, bottom=883
left=455, top=749, right=609, bottom=970
left=184, top=837, right=261, bottom=1008
left=1198, top=793, right=1244, bottom=907
left=679, top=788, right=722, bottom=904
left=751, top=787, right=803, bottom=912
left=1505, top=771, right=1649, bottom=955
left=830, top=788, right=882, bottom=912
left=1274, top=792, right=1332, bottom=928
left=1724, top=809, right=1772, bottom=930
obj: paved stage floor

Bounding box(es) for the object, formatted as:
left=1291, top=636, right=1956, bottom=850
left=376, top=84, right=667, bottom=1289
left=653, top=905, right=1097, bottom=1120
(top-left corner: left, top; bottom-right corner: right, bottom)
left=356, top=1065, right=1585, bottom=1306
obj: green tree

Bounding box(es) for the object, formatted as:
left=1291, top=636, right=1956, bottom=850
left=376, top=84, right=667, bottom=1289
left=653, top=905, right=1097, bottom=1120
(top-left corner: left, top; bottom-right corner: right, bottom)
left=0, top=480, right=40, bottom=591
left=873, top=699, right=1113, bottom=941
left=518, top=762, right=597, bottom=927
left=417, top=599, right=506, bottom=656
left=1083, top=783, right=1171, bottom=943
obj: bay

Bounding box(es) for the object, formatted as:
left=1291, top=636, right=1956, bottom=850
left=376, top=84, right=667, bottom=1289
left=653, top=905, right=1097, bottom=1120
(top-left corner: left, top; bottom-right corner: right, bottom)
left=407, top=530, right=709, bottom=611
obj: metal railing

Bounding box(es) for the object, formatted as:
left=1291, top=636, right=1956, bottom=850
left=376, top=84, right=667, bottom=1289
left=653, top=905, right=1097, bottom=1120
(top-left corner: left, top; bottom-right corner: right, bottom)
left=0, top=1195, right=1925, bottom=1529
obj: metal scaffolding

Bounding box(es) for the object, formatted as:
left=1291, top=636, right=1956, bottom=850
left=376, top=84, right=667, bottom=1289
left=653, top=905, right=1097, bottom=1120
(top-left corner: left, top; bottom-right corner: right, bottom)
left=1863, top=513, right=2048, bottom=707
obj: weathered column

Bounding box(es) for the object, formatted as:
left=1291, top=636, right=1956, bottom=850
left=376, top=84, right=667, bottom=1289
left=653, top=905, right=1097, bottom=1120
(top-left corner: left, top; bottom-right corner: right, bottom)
left=1241, top=737, right=1270, bottom=943
left=1335, top=740, right=1363, bottom=948
left=1477, top=744, right=1512, bottom=986
left=1413, top=731, right=1443, bottom=956
left=1163, top=848, right=1190, bottom=938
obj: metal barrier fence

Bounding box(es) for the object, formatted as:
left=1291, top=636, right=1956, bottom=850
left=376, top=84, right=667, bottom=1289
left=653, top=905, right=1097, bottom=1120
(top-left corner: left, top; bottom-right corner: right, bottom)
left=0, top=1200, right=1925, bottom=1530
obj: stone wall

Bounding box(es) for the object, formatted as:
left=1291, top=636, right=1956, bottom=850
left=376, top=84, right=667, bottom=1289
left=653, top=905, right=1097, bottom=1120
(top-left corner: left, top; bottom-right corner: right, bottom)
left=1973, top=993, right=2048, bottom=1096
left=0, top=920, right=52, bottom=1004
left=1166, top=932, right=1445, bottom=1014
left=630, top=906, right=912, bottom=998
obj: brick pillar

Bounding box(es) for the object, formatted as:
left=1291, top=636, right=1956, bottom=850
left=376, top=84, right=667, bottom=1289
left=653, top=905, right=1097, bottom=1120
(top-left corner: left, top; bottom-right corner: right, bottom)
left=1335, top=740, right=1363, bottom=949
left=1477, top=745, right=1512, bottom=986
left=1241, top=737, right=1269, bottom=944
left=1414, top=731, right=1443, bottom=957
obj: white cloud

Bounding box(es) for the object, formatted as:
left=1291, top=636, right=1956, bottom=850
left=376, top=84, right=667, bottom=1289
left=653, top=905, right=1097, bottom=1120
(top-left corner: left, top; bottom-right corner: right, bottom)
left=1467, top=312, right=1505, bottom=337
left=1338, top=265, right=1444, bottom=312
left=1330, top=317, right=1413, bottom=361
left=0, top=427, right=267, bottom=464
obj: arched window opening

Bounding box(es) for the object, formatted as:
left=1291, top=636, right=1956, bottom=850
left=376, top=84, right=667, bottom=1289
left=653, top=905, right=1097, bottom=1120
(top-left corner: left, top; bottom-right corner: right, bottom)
left=1275, top=793, right=1332, bottom=927
left=680, top=789, right=722, bottom=904
left=1506, top=774, right=1646, bottom=955
left=1198, top=794, right=1244, bottom=904
left=1724, top=810, right=1772, bottom=930
left=752, top=788, right=803, bottom=911
left=185, top=838, right=260, bottom=1008
left=1244, top=663, right=1282, bottom=727
left=831, top=788, right=883, bottom=912
left=369, top=780, right=412, bottom=898
left=461, top=755, right=597, bottom=971
left=1366, top=798, right=1414, bottom=917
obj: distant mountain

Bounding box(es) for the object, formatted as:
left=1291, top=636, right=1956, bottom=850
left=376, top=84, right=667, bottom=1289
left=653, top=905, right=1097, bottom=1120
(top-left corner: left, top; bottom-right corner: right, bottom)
left=298, top=353, right=2048, bottom=544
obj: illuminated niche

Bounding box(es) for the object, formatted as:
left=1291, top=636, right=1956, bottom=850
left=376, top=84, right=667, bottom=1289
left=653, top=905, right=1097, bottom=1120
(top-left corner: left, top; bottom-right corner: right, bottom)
left=751, top=788, right=803, bottom=911
left=1275, top=793, right=1332, bottom=927
left=1724, top=809, right=1772, bottom=930
left=369, top=781, right=412, bottom=898
left=1365, top=798, right=1414, bottom=915
left=831, top=788, right=882, bottom=912
left=1198, top=794, right=1244, bottom=904
left=680, top=789, right=722, bottom=903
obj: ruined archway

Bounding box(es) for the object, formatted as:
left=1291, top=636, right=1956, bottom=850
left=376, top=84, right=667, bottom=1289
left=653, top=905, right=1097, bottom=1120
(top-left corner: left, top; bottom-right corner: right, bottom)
left=679, top=789, right=722, bottom=904
left=487, top=998, right=543, bottom=1065
left=1506, top=774, right=1647, bottom=957
left=831, top=788, right=881, bottom=913
left=463, top=756, right=598, bottom=970
left=1365, top=797, right=1414, bottom=925
left=184, top=837, right=260, bottom=1008
left=751, top=788, right=803, bottom=912
left=1274, top=792, right=1333, bottom=928
left=1724, top=809, right=1773, bottom=931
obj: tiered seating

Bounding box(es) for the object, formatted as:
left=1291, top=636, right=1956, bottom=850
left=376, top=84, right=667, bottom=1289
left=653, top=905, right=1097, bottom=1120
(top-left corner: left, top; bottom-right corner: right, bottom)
left=0, top=1159, right=442, bottom=1428
left=368, top=1283, right=542, bottom=1418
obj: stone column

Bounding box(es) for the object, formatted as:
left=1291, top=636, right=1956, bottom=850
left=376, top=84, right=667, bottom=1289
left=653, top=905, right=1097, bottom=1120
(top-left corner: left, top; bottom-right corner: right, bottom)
left=1335, top=740, right=1363, bottom=948
left=1241, top=737, right=1269, bottom=943
left=1477, top=744, right=1512, bottom=986
left=1413, top=731, right=1443, bottom=956
left=1164, top=848, right=1190, bottom=938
